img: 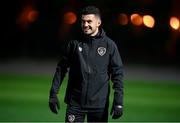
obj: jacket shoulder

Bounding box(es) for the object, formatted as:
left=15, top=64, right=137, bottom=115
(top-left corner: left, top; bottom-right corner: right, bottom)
left=105, top=36, right=116, bottom=45
left=104, top=35, right=118, bottom=52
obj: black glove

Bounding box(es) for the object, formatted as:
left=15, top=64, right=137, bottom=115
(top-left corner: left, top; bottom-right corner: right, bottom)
left=49, top=94, right=60, bottom=114
left=110, top=105, right=123, bottom=119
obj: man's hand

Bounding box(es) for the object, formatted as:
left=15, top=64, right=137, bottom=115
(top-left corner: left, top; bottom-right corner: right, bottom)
left=110, top=105, right=123, bottom=119
left=49, top=94, right=60, bottom=114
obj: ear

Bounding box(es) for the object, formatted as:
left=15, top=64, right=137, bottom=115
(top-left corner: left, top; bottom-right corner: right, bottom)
left=97, top=19, right=101, bottom=26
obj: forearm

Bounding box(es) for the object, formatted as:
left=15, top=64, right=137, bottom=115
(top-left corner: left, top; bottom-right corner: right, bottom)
left=113, top=79, right=123, bottom=106
left=50, top=66, right=67, bottom=95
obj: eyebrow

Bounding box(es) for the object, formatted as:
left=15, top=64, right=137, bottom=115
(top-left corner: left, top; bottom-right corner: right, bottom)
left=81, top=19, right=92, bottom=22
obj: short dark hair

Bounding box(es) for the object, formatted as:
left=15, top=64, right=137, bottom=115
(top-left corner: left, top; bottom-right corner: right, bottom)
left=81, top=6, right=101, bottom=19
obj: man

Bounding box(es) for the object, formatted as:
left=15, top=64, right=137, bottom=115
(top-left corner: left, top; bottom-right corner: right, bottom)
left=49, top=6, right=124, bottom=122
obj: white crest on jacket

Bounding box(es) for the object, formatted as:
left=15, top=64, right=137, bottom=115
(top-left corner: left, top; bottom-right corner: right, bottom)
left=97, top=47, right=106, bottom=56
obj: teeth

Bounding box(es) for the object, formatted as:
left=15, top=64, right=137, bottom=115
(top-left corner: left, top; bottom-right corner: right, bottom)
left=84, top=27, right=89, bottom=30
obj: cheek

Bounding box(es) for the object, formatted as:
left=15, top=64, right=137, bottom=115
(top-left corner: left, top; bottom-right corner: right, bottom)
left=91, top=22, right=98, bottom=27
left=94, top=21, right=100, bottom=27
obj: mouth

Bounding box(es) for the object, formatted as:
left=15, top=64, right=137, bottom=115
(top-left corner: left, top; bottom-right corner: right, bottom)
left=83, top=27, right=90, bottom=31
left=83, top=26, right=91, bottom=31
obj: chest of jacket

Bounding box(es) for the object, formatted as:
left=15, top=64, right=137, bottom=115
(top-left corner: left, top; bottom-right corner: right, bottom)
left=66, top=38, right=112, bottom=108
left=70, top=38, right=110, bottom=74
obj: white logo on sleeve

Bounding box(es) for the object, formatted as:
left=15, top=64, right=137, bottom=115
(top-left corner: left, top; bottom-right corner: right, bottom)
left=68, top=115, right=75, bottom=122
left=79, top=47, right=82, bottom=52
left=97, top=47, right=106, bottom=56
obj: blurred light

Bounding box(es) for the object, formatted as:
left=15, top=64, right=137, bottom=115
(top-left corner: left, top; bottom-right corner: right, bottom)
left=143, top=15, right=155, bottom=28
left=17, top=5, right=39, bottom=30
left=27, top=10, right=39, bottom=23
left=118, top=13, right=128, bottom=25
left=170, top=17, right=180, bottom=30
left=130, top=13, right=143, bottom=26
left=63, top=12, right=77, bottom=24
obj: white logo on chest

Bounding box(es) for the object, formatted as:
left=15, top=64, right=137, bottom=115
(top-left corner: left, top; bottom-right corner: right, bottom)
left=97, top=47, right=106, bottom=56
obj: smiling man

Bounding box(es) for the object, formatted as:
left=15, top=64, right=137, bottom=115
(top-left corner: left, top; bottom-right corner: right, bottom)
left=81, top=13, right=101, bottom=36
left=49, top=6, right=124, bottom=122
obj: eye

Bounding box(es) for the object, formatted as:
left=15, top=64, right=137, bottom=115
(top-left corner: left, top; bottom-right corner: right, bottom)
left=87, top=20, right=92, bottom=24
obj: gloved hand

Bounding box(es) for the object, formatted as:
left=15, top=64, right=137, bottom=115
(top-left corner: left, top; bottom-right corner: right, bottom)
left=49, top=94, right=60, bottom=114
left=110, top=105, right=123, bottom=119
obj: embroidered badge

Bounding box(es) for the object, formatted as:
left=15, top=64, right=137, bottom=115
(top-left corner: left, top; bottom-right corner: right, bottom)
left=68, top=114, right=75, bottom=122
left=97, top=47, right=106, bottom=56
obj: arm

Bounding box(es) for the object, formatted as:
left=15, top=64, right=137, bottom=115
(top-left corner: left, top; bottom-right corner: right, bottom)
left=49, top=42, right=71, bottom=114
left=50, top=56, right=69, bottom=95
left=109, top=42, right=124, bottom=119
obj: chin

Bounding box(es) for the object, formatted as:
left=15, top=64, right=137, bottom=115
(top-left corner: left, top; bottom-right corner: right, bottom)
left=84, top=31, right=91, bottom=35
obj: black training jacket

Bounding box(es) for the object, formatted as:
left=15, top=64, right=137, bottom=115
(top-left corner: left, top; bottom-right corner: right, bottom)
left=50, top=29, right=123, bottom=108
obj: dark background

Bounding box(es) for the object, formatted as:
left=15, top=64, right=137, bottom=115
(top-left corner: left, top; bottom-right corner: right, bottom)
left=1, top=0, right=180, bottom=65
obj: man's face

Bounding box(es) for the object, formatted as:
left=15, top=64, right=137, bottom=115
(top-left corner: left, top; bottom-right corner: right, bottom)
left=81, top=14, right=101, bottom=36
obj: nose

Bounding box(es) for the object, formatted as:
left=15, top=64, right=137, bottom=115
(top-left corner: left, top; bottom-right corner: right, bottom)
left=83, top=22, right=88, bottom=27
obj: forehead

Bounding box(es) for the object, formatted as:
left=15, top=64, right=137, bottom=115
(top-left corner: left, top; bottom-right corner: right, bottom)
left=81, top=14, right=97, bottom=20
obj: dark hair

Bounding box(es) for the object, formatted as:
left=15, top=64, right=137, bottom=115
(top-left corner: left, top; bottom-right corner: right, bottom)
left=81, top=6, right=101, bottom=19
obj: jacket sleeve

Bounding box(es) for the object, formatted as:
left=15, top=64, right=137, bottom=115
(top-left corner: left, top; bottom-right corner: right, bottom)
left=50, top=41, right=71, bottom=95
left=109, top=41, right=124, bottom=106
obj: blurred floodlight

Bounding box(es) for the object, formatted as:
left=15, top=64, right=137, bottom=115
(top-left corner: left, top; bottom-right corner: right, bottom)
left=17, top=5, right=39, bottom=29
left=118, top=13, right=128, bottom=25
left=170, top=17, right=180, bottom=30
left=63, top=12, right=77, bottom=24
left=130, top=13, right=143, bottom=26
left=143, top=15, right=155, bottom=28
left=27, top=10, right=39, bottom=23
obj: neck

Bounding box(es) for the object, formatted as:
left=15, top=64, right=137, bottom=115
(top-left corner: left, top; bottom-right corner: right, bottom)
left=90, top=28, right=99, bottom=37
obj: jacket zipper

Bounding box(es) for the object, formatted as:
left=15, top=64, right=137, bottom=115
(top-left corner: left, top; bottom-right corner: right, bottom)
left=85, top=38, right=92, bottom=105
